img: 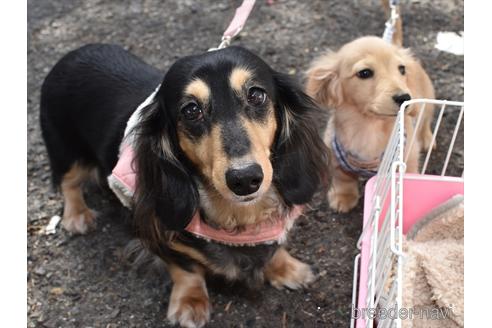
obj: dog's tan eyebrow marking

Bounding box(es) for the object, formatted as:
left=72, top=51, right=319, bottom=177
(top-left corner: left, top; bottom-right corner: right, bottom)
left=229, top=68, right=252, bottom=92
left=184, top=79, right=210, bottom=104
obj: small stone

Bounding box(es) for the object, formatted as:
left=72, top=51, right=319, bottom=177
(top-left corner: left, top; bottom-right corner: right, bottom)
left=314, top=291, right=327, bottom=303
left=143, top=298, right=154, bottom=307
left=70, top=306, right=81, bottom=316
left=109, top=308, right=120, bottom=319
left=66, top=289, right=81, bottom=300
left=118, top=290, right=130, bottom=299
left=37, top=312, right=45, bottom=323
left=42, top=317, right=57, bottom=328
left=34, top=266, right=46, bottom=276
left=50, top=287, right=64, bottom=296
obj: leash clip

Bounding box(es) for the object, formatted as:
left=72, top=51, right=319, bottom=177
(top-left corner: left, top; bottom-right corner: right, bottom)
left=208, top=0, right=255, bottom=52
left=218, top=35, right=232, bottom=49
left=389, top=4, right=399, bottom=26
left=208, top=35, right=232, bottom=52
left=382, top=1, right=399, bottom=43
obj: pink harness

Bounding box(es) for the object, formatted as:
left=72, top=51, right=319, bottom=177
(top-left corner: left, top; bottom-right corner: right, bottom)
left=108, top=140, right=303, bottom=246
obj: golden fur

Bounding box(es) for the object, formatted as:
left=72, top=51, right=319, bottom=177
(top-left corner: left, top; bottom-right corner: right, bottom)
left=60, top=163, right=96, bottom=233
left=167, top=264, right=210, bottom=328
left=198, top=184, right=285, bottom=230
left=184, top=79, right=211, bottom=105
left=229, top=67, right=252, bottom=92
left=168, top=241, right=239, bottom=279
left=306, top=36, right=435, bottom=212
left=264, top=248, right=315, bottom=290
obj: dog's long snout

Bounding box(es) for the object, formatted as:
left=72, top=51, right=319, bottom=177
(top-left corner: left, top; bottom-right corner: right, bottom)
left=392, top=93, right=411, bottom=107
left=225, top=164, right=264, bottom=196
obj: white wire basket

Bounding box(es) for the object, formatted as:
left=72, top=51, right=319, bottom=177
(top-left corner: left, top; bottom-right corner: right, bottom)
left=350, top=99, right=464, bottom=328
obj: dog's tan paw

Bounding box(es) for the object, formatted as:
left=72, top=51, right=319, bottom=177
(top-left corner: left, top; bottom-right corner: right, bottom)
left=61, top=209, right=96, bottom=234
left=269, top=261, right=315, bottom=290
left=328, top=188, right=359, bottom=213
left=167, top=287, right=211, bottom=328
left=266, top=248, right=315, bottom=290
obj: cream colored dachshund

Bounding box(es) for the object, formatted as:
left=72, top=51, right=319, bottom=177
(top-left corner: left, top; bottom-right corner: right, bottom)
left=306, top=36, right=435, bottom=212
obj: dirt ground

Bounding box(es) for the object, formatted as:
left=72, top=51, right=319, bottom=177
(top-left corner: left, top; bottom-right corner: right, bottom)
left=27, top=0, right=463, bottom=327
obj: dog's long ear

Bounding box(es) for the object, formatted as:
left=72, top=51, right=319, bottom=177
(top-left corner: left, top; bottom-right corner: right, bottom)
left=305, top=51, right=343, bottom=108
left=397, top=47, right=430, bottom=117
left=132, top=97, right=199, bottom=249
left=272, top=72, right=331, bottom=206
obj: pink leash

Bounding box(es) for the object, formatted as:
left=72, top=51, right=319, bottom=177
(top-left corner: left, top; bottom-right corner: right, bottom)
left=209, top=0, right=256, bottom=50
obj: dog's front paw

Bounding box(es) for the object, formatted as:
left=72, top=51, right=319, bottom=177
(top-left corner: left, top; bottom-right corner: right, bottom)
left=328, top=187, right=359, bottom=213
left=266, top=248, right=315, bottom=290
left=61, top=209, right=96, bottom=234
left=269, top=261, right=315, bottom=290
left=167, top=286, right=211, bottom=328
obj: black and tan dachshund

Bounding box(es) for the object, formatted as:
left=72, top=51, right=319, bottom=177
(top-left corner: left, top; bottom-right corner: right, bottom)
left=40, top=44, right=329, bottom=327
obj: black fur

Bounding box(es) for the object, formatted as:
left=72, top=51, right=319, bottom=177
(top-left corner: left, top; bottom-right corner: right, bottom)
left=40, top=44, right=162, bottom=186
left=272, top=72, right=331, bottom=205
left=132, top=100, right=199, bottom=238
left=40, top=44, right=330, bottom=287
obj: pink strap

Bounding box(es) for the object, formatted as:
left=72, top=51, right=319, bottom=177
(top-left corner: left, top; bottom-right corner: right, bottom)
left=184, top=205, right=304, bottom=245
left=112, top=143, right=137, bottom=191
left=223, top=0, right=256, bottom=39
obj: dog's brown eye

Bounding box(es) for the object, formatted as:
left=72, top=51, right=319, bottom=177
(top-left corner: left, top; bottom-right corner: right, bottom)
left=398, top=65, right=406, bottom=75
left=356, top=69, right=374, bottom=79
left=181, top=102, right=203, bottom=121
left=247, top=87, right=267, bottom=106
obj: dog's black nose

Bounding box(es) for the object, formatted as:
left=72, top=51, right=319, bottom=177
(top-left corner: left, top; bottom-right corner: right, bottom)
left=392, top=93, right=411, bottom=106
left=225, top=164, right=264, bottom=196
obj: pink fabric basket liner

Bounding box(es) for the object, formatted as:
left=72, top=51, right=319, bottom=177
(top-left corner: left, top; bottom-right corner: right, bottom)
left=356, top=173, right=464, bottom=328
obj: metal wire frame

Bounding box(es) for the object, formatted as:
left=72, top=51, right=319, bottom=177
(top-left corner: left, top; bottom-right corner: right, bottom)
left=351, top=99, right=464, bottom=328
